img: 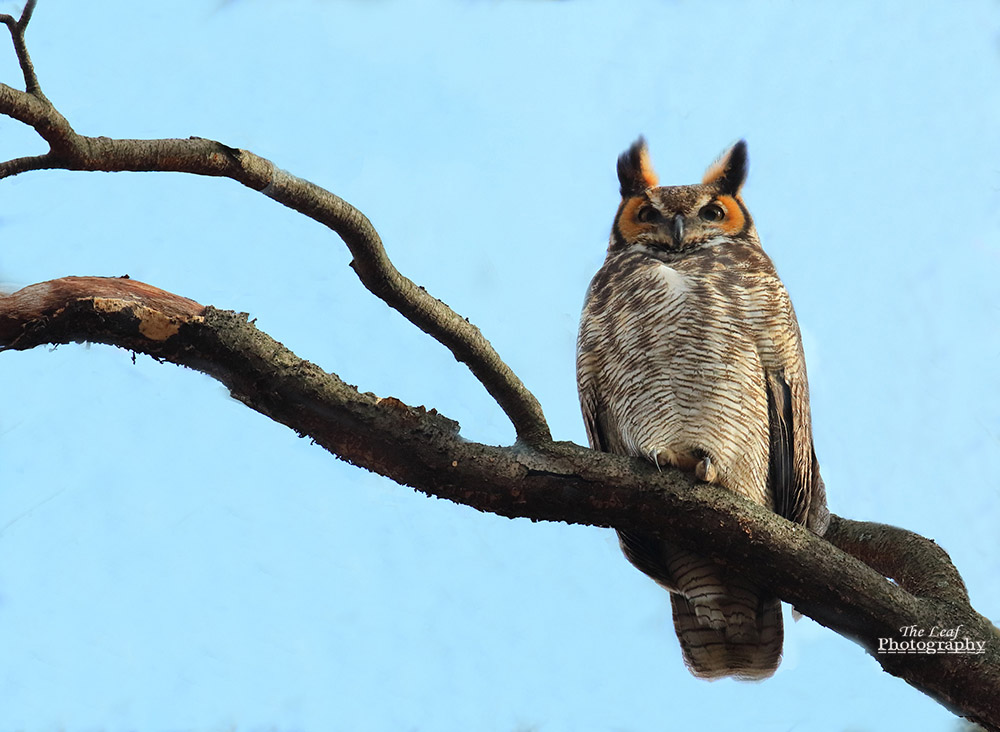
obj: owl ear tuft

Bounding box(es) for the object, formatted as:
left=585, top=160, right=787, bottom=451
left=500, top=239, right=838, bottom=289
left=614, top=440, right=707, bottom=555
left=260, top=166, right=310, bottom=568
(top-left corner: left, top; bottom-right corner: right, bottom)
left=617, top=137, right=659, bottom=197
left=702, top=140, right=748, bottom=195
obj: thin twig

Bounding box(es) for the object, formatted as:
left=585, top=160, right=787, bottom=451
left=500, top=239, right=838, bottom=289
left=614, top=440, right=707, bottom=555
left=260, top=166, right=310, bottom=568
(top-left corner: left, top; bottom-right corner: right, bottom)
left=0, top=152, right=55, bottom=178
left=1, top=0, right=44, bottom=100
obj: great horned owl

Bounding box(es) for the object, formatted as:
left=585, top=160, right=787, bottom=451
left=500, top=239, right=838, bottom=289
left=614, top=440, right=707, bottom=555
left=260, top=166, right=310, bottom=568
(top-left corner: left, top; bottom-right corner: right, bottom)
left=576, top=138, right=830, bottom=680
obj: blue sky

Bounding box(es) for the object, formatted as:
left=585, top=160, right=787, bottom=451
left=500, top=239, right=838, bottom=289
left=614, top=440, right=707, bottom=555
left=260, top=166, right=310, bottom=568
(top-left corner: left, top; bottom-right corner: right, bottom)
left=1, top=1, right=998, bottom=730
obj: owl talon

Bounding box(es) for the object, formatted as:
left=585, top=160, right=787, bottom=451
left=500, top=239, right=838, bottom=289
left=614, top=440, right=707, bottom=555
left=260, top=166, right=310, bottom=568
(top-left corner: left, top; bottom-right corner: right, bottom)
left=695, top=456, right=717, bottom=483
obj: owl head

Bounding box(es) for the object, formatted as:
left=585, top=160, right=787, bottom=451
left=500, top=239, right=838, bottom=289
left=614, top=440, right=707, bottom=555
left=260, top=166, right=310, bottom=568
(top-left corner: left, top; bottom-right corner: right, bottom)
left=610, top=138, right=758, bottom=253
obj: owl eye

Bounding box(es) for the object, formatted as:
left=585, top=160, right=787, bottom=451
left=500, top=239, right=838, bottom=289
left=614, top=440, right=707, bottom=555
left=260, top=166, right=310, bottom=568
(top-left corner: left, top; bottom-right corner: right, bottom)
left=637, top=205, right=661, bottom=224
left=698, top=203, right=726, bottom=222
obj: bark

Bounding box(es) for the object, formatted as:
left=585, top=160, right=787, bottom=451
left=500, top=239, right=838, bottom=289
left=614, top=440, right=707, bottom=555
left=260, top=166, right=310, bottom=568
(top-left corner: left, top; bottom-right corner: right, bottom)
left=1, top=3, right=998, bottom=730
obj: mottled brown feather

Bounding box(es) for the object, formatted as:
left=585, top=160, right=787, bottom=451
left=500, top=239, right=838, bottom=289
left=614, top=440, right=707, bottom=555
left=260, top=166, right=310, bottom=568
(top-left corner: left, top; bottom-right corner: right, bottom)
left=577, top=140, right=829, bottom=680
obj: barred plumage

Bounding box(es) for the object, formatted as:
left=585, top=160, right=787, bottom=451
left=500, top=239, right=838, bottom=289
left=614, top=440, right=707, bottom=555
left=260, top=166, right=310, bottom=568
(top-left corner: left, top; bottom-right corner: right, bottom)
left=577, top=138, right=829, bottom=680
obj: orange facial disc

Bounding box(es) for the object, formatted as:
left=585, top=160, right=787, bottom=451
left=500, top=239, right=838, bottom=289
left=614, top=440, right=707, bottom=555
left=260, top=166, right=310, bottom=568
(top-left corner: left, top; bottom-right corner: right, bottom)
left=715, top=195, right=746, bottom=235
left=617, top=197, right=649, bottom=241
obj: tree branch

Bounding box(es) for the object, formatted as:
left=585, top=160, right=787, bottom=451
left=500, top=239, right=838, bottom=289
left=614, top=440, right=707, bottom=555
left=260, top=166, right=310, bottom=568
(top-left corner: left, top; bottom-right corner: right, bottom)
left=0, top=275, right=997, bottom=730
left=0, top=0, right=43, bottom=99
left=0, top=6, right=550, bottom=445
left=825, top=516, right=970, bottom=605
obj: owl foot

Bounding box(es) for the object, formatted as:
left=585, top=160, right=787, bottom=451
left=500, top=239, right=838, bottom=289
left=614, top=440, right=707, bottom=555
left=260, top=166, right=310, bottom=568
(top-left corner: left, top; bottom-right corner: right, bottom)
left=647, top=447, right=678, bottom=472
left=695, top=455, right=717, bottom=483
left=650, top=448, right=663, bottom=471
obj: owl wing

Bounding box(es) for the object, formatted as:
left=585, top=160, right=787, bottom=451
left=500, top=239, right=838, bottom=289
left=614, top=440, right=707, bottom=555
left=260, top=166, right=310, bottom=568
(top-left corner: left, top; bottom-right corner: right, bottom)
left=579, top=380, right=610, bottom=453
left=764, top=362, right=826, bottom=533
left=765, top=368, right=805, bottom=523
left=577, top=304, right=625, bottom=456
left=578, top=364, right=629, bottom=455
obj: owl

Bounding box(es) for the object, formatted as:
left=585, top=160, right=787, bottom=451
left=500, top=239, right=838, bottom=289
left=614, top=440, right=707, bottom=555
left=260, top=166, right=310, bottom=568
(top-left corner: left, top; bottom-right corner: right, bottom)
left=576, top=138, right=830, bottom=680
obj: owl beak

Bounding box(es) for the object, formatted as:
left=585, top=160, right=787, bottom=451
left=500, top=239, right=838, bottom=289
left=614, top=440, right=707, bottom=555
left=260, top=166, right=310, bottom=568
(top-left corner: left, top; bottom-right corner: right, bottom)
left=671, top=214, right=685, bottom=246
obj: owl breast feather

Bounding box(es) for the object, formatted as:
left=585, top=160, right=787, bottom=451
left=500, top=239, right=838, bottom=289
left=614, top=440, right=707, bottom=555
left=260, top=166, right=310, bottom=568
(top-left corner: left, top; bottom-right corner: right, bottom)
left=579, top=251, right=772, bottom=508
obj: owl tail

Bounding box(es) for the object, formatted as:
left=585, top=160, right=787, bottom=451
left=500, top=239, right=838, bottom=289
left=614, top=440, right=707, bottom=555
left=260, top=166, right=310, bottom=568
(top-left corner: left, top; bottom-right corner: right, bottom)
left=616, top=531, right=784, bottom=680
left=670, top=591, right=783, bottom=681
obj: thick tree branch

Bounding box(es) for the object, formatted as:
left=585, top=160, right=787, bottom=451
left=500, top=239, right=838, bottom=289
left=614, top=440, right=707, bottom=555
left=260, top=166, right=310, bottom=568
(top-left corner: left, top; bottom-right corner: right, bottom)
left=0, top=276, right=997, bottom=730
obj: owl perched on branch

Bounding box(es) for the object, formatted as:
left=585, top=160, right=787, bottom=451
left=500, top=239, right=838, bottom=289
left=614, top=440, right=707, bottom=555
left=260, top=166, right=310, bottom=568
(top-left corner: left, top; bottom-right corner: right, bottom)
left=576, top=138, right=830, bottom=680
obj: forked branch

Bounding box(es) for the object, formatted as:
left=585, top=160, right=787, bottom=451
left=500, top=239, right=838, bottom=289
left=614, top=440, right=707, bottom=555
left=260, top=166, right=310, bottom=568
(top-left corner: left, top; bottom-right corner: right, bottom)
left=0, top=4, right=550, bottom=445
